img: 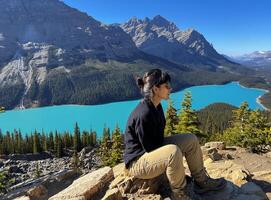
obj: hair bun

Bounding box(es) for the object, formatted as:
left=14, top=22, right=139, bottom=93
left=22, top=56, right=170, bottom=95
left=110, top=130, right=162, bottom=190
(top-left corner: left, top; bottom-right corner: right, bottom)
left=136, top=77, right=144, bottom=88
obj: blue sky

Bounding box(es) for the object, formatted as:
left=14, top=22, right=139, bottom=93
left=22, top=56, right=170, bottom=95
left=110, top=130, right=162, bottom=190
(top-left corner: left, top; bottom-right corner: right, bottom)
left=63, top=0, right=271, bottom=56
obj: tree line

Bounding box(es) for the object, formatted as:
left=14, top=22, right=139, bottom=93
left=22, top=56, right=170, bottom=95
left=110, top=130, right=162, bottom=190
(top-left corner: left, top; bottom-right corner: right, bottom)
left=0, top=122, right=97, bottom=157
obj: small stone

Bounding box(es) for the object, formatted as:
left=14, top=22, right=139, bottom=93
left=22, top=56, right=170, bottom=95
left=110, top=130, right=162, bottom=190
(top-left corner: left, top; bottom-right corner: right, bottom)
left=209, top=151, right=222, bottom=161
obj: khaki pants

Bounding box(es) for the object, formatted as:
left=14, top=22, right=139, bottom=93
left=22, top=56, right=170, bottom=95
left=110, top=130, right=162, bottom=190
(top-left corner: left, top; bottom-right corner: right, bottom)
left=128, top=133, right=204, bottom=191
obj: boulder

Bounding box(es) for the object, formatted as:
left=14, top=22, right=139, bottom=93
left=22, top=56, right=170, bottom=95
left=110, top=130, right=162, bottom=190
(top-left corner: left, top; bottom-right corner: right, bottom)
left=204, top=142, right=226, bottom=150
left=204, top=160, right=251, bottom=186
left=27, top=185, right=48, bottom=200
left=49, top=167, right=113, bottom=200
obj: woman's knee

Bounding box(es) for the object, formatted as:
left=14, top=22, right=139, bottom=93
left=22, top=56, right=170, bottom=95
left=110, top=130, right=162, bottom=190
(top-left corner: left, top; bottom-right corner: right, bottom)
left=163, top=144, right=182, bottom=160
left=186, top=133, right=199, bottom=146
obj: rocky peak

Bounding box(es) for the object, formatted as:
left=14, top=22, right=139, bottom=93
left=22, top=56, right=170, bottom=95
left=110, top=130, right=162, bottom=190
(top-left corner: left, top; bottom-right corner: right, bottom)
left=175, top=28, right=215, bottom=56
left=151, top=15, right=178, bottom=32
left=125, top=17, right=142, bottom=27
left=121, top=15, right=229, bottom=66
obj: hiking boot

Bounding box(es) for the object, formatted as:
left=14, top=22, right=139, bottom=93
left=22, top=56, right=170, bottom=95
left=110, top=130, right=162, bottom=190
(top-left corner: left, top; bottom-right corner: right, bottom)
left=194, top=176, right=227, bottom=194
left=172, top=189, right=192, bottom=200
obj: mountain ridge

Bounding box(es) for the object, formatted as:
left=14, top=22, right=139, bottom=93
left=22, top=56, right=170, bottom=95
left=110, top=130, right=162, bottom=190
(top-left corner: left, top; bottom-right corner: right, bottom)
left=0, top=0, right=264, bottom=110
left=120, top=15, right=236, bottom=69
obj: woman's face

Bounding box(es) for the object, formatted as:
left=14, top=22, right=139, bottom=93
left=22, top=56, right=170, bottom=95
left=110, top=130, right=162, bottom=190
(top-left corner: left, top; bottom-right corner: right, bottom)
left=153, top=82, right=172, bottom=100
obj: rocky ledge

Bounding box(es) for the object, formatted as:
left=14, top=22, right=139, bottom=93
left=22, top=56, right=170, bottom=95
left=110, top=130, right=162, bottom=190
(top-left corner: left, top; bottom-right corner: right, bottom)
left=2, top=142, right=271, bottom=200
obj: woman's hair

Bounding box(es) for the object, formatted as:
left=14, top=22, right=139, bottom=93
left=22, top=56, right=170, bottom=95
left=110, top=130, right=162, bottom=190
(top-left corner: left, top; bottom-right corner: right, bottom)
left=136, top=68, right=171, bottom=99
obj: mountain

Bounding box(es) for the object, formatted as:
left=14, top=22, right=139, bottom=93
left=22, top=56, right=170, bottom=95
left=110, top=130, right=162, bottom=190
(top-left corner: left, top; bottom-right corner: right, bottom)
left=0, top=0, right=195, bottom=109
left=0, top=1, right=258, bottom=110
left=120, top=15, right=236, bottom=70
left=229, top=51, right=271, bottom=67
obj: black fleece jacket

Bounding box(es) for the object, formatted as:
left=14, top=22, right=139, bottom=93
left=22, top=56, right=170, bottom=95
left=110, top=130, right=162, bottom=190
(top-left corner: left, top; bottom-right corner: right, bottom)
left=124, top=98, right=166, bottom=168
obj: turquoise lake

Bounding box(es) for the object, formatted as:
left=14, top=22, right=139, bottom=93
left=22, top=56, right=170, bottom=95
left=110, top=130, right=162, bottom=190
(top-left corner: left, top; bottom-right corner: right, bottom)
left=0, top=82, right=268, bottom=136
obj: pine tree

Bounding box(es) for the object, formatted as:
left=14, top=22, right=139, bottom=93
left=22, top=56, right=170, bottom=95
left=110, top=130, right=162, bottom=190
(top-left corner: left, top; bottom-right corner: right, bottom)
left=90, top=131, right=97, bottom=146
left=54, top=131, right=58, bottom=155
left=110, top=125, right=124, bottom=166
left=71, top=150, right=80, bottom=172
left=18, top=130, right=23, bottom=154
left=99, top=126, right=111, bottom=166
left=41, top=132, right=48, bottom=152
left=35, top=162, right=41, bottom=178
left=175, top=91, right=202, bottom=137
left=56, top=135, right=63, bottom=158
left=164, top=100, right=178, bottom=136
left=222, top=102, right=251, bottom=146
left=11, top=132, right=15, bottom=154
left=0, top=170, right=15, bottom=194
left=82, top=131, right=88, bottom=148
left=48, top=132, right=54, bottom=152
left=14, top=130, right=19, bottom=154
left=33, top=131, right=40, bottom=153
left=0, top=171, right=6, bottom=194
left=73, top=123, right=81, bottom=152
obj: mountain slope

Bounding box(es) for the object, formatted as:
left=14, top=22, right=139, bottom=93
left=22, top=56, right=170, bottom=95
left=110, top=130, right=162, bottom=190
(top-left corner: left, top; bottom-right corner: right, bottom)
left=0, top=0, right=195, bottom=109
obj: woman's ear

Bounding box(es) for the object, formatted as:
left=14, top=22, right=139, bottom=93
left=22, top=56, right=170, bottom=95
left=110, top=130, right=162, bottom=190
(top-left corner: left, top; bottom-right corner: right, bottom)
left=153, top=86, right=159, bottom=94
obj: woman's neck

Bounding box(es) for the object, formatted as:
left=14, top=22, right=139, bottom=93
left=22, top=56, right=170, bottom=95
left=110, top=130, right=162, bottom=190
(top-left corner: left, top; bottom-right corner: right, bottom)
left=150, top=96, right=161, bottom=108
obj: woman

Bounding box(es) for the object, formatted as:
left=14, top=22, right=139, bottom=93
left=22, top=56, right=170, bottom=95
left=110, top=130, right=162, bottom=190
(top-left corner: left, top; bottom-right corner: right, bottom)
left=124, top=69, right=226, bottom=200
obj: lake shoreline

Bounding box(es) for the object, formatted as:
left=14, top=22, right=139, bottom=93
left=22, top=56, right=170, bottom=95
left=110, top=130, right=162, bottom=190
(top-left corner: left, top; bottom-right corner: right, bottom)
left=235, top=81, right=270, bottom=111
left=6, top=81, right=270, bottom=112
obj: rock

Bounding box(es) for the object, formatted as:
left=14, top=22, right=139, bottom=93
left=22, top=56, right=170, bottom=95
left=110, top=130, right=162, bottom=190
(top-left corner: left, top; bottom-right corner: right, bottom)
left=112, top=163, right=126, bottom=178
left=225, top=153, right=233, bottom=160
left=54, top=169, right=78, bottom=182
left=116, top=175, right=165, bottom=195
left=101, top=188, right=122, bottom=200
left=205, top=142, right=226, bottom=150
left=265, top=152, right=271, bottom=158
left=49, top=167, right=113, bottom=200
left=207, top=148, right=223, bottom=161
left=13, top=196, right=31, bottom=200
left=8, top=165, right=24, bottom=174
left=204, top=160, right=251, bottom=186
left=126, top=194, right=163, bottom=200
left=240, top=182, right=267, bottom=198
left=27, top=185, right=48, bottom=200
